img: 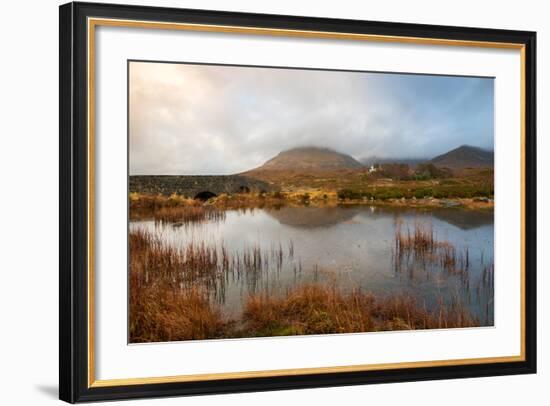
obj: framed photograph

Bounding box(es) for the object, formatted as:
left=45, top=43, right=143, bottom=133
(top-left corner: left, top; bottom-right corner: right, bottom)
left=59, top=2, right=536, bottom=403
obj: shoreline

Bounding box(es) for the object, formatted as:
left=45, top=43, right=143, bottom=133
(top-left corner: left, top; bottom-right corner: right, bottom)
left=337, top=197, right=494, bottom=210
left=130, top=191, right=494, bottom=212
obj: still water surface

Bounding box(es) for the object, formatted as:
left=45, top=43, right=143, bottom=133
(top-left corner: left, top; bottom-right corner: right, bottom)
left=130, top=205, right=494, bottom=324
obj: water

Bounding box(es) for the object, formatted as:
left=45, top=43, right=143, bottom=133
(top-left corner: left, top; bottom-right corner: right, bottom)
left=130, top=205, right=494, bottom=325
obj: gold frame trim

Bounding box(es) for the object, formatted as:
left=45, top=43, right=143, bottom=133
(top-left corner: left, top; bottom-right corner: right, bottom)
left=87, top=17, right=527, bottom=388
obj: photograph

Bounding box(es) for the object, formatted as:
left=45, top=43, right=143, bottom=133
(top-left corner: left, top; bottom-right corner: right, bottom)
left=128, top=61, right=496, bottom=343
left=54, top=1, right=537, bottom=402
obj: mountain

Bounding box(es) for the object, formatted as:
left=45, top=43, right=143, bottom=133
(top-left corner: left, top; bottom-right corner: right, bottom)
left=430, top=145, right=494, bottom=168
left=251, top=147, right=363, bottom=172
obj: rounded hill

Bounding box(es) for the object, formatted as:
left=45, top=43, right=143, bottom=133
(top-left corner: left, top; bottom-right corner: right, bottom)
left=255, top=147, right=363, bottom=171
left=430, top=145, right=494, bottom=169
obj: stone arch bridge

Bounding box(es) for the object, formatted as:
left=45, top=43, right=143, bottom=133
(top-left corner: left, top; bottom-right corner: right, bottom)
left=129, top=175, right=276, bottom=199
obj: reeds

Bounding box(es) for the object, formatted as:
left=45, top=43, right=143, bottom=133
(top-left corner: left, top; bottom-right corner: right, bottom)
left=395, top=218, right=435, bottom=254
left=129, top=227, right=294, bottom=342
left=129, top=284, right=229, bottom=343
left=129, top=192, right=199, bottom=211
left=153, top=205, right=226, bottom=225
left=208, top=192, right=287, bottom=210
left=392, top=217, right=493, bottom=324
left=129, top=228, right=293, bottom=302
left=130, top=279, right=480, bottom=342
left=394, top=218, right=473, bottom=277
left=241, top=284, right=479, bottom=337
left=129, top=193, right=226, bottom=225
left=475, top=262, right=495, bottom=324
left=129, top=230, right=228, bottom=343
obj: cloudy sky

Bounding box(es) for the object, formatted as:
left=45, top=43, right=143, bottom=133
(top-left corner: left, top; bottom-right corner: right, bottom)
left=129, top=61, right=494, bottom=175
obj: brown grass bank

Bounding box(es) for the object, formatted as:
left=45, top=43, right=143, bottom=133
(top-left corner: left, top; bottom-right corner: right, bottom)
left=129, top=191, right=495, bottom=217
left=129, top=284, right=230, bottom=343
left=241, top=284, right=479, bottom=337
left=130, top=281, right=480, bottom=342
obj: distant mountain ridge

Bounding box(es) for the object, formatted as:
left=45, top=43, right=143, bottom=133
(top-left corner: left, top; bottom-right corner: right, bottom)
left=243, top=144, right=493, bottom=177
left=251, top=147, right=363, bottom=171
left=360, top=157, right=426, bottom=167
left=430, top=145, right=494, bottom=168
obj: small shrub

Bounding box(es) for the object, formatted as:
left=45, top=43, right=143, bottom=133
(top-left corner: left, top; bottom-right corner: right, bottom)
left=337, top=189, right=364, bottom=200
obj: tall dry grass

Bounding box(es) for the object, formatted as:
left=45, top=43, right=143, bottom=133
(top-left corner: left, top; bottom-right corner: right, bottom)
left=129, top=193, right=227, bottom=224
left=129, top=228, right=229, bottom=303
left=129, top=192, right=199, bottom=210
left=242, top=284, right=479, bottom=337
left=394, top=218, right=473, bottom=277
left=392, top=218, right=493, bottom=322
left=129, top=191, right=339, bottom=215
left=129, top=284, right=229, bottom=343
left=129, top=229, right=231, bottom=342
left=208, top=192, right=287, bottom=210
left=153, top=206, right=226, bottom=225
left=394, top=218, right=435, bottom=253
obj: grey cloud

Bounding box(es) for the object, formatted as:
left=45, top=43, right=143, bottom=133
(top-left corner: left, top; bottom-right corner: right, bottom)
left=129, top=62, right=494, bottom=174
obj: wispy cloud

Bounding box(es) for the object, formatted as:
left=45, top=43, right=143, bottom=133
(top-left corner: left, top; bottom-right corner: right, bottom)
left=129, top=61, right=494, bottom=175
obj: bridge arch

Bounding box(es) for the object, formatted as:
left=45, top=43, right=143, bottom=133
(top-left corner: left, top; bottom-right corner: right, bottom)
left=194, top=191, right=217, bottom=201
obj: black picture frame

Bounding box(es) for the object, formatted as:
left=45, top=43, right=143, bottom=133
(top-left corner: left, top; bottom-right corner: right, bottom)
left=60, top=1, right=537, bottom=403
